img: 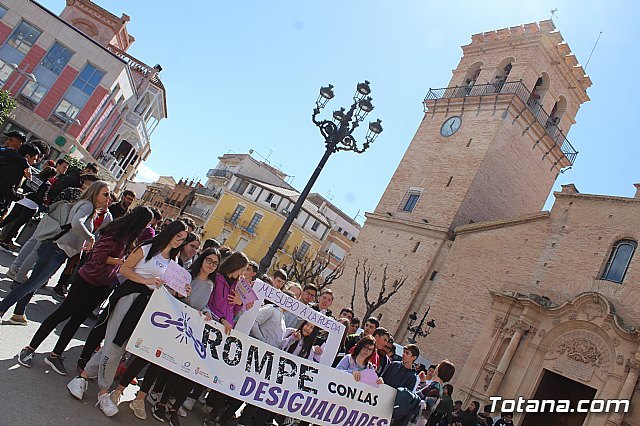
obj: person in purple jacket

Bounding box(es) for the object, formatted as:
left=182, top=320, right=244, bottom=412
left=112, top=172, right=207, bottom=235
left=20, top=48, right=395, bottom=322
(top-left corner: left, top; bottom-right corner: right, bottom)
left=16, top=206, right=153, bottom=374
left=206, top=251, right=250, bottom=334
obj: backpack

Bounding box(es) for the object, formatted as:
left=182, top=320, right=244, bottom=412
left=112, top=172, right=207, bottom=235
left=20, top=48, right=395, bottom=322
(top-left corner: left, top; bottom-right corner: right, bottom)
left=32, top=199, right=86, bottom=241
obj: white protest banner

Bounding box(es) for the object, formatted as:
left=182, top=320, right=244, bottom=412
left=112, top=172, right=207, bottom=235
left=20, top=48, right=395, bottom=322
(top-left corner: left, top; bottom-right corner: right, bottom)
left=162, top=260, right=191, bottom=297
left=127, top=289, right=395, bottom=426
left=234, top=279, right=345, bottom=366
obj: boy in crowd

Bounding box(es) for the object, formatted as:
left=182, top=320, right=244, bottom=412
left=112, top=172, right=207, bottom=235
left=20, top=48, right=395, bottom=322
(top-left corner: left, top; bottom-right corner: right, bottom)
left=344, top=316, right=379, bottom=351
left=272, top=269, right=287, bottom=289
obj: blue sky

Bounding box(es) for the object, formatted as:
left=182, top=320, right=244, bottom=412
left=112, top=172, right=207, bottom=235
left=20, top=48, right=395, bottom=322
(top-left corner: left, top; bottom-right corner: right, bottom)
left=41, top=1, right=640, bottom=223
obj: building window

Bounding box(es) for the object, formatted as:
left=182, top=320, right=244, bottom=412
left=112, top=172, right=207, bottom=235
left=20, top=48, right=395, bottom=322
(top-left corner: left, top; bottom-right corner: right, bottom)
left=246, top=213, right=263, bottom=233
left=265, top=193, right=274, bottom=203
left=41, top=42, right=74, bottom=75
left=311, top=220, right=320, bottom=231
left=235, top=237, right=249, bottom=252
left=51, top=63, right=104, bottom=126
left=18, top=81, right=47, bottom=108
left=295, top=241, right=311, bottom=261
left=229, top=204, right=245, bottom=225
left=7, top=20, right=42, bottom=55
left=247, top=185, right=256, bottom=195
left=230, top=179, right=249, bottom=195
left=0, top=61, right=12, bottom=84
left=399, top=189, right=423, bottom=212
left=0, top=5, right=7, bottom=19
left=601, top=239, right=637, bottom=283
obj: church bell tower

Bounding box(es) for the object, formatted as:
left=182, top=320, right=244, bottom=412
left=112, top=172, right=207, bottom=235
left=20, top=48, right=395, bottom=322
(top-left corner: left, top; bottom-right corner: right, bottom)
left=333, top=19, right=591, bottom=333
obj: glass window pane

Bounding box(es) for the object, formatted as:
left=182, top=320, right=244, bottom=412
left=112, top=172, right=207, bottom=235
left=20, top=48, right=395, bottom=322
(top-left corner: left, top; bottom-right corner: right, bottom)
left=0, top=5, right=8, bottom=19
left=41, top=42, right=74, bottom=75
left=8, top=21, right=42, bottom=55
left=0, top=60, right=12, bottom=84
left=603, top=241, right=636, bottom=283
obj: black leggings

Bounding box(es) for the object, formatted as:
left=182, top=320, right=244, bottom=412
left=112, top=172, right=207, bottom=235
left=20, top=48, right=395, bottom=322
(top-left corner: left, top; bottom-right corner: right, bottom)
left=29, top=276, right=110, bottom=355
left=119, top=357, right=169, bottom=395
left=0, top=203, right=35, bottom=242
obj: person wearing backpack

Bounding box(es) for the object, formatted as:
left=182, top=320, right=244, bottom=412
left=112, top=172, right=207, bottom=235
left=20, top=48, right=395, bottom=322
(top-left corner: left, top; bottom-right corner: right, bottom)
left=0, top=181, right=111, bottom=324
left=15, top=206, right=153, bottom=375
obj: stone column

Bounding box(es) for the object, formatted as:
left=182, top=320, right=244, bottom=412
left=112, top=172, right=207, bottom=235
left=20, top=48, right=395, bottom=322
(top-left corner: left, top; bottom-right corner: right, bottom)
left=486, top=320, right=529, bottom=396
left=607, top=357, right=640, bottom=425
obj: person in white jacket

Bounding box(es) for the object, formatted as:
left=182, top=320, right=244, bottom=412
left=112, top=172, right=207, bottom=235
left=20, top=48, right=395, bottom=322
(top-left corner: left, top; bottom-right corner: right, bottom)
left=249, top=292, right=293, bottom=348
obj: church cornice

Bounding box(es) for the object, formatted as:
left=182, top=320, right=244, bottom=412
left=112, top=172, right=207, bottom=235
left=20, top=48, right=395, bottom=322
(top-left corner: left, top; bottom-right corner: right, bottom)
left=554, top=192, right=640, bottom=205
left=365, top=212, right=454, bottom=239
left=455, top=211, right=550, bottom=235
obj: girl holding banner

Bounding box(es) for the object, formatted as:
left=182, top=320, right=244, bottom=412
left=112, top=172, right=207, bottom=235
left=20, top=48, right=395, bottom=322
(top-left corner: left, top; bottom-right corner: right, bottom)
left=16, top=206, right=153, bottom=373
left=66, top=220, right=189, bottom=418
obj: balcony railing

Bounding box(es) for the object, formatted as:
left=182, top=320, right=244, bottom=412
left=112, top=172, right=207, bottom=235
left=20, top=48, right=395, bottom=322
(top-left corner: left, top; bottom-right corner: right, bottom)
left=195, top=186, right=221, bottom=199
left=222, top=215, right=259, bottom=236
left=424, top=81, right=578, bottom=165
left=183, top=206, right=210, bottom=221
left=207, top=168, right=233, bottom=179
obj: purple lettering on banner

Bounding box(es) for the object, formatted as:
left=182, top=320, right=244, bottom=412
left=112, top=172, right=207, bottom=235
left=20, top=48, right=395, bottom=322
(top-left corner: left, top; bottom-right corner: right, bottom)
left=311, top=400, right=329, bottom=420
left=355, top=413, right=370, bottom=426
left=254, top=381, right=269, bottom=402
left=288, top=392, right=304, bottom=412
left=265, top=386, right=282, bottom=406
left=278, top=389, right=290, bottom=409
left=344, top=410, right=360, bottom=426
left=301, top=397, right=319, bottom=416
left=240, top=377, right=257, bottom=397
left=323, top=403, right=337, bottom=422
left=376, top=419, right=390, bottom=426
left=332, top=406, right=348, bottom=424
left=366, top=416, right=380, bottom=426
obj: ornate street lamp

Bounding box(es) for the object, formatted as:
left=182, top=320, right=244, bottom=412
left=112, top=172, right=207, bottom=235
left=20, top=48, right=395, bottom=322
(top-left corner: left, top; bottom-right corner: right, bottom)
left=259, top=81, right=383, bottom=273
left=407, top=306, right=436, bottom=344
left=5, top=63, right=37, bottom=93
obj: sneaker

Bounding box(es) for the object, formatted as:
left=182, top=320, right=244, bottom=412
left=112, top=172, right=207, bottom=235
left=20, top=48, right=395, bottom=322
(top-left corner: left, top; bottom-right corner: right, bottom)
left=8, top=314, right=28, bottom=326
left=52, top=285, right=67, bottom=298
left=203, top=418, right=219, bottom=426
left=97, top=392, right=119, bottom=417
left=129, top=398, right=148, bottom=420
left=177, top=406, right=187, bottom=418
left=201, top=405, right=213, bottom=415
left=17, top=347, right=35, bottom=368
left=110, top=389, right=122, bottom=406
left=5, top=268, right=18, bottom=281
left=147, top=391, right=160, bottom=405
left=44, top=354, right=67, bottom=376
left=152, top=403, right=168, bottom=422
left=0, top=241, right=19, bottom=252
left=183, top=397, right=195, bottom=411
left=67, top=376, right=88, bottom=400
left=168, top=409, right=181, bottom=426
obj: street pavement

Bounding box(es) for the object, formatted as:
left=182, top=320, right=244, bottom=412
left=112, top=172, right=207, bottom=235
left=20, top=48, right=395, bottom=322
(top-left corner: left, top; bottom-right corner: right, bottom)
left=0, top=248, right=212, bottom=426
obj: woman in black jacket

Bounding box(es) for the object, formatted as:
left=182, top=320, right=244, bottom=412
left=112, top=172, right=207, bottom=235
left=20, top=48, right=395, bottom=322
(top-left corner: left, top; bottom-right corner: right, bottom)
left=0, top=166, right=56, bottom=248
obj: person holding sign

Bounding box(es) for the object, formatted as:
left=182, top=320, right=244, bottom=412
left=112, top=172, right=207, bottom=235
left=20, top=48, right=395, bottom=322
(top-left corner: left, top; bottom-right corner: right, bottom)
left=66, top=220, right=188, bottom=418
left=206, top=251, right=251, bottom=334
left=336, top=335, right=384, bottom=386
left=281, top=320, right=321, bottom=360
left=16, top=207, right=153, bottom=374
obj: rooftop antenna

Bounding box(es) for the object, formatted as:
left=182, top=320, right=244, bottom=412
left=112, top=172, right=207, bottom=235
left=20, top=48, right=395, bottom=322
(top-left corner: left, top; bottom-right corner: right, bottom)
left=550, top=8, right=558, bottom=19
left=353, top=209, right=364, bottom=222
left=250, top=147, right=274, bottom=164
left=326, top=189, right=334, bottom=202
left=584, top=31, right=603, bottom=71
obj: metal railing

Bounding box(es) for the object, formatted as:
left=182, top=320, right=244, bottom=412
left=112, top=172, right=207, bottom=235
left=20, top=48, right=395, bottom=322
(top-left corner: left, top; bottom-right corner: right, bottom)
left=207, top=168, right=233, bottom=179
left=195, top=186, right=221, bottom=199
left=424, top=81, right=578, bottom=165
left=183, top=206, right=210, bottom=220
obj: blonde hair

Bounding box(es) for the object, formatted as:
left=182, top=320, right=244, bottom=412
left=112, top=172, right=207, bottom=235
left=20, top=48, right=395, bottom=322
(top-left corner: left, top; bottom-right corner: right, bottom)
left=78, top=180, right=110, bottom=208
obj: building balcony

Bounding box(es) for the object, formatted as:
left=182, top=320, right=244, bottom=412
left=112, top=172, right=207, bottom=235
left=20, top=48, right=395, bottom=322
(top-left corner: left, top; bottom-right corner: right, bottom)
left=195, top=186, right=221, bottom=199
left=183, top=206, right=210, bottom=221
left=97, top=152, right=125, bottom=181
left=424, top=81, right=578, bottom=165
left=207, top=168, right=233, bottom=180
left=222, top=215, right=259, bottom=236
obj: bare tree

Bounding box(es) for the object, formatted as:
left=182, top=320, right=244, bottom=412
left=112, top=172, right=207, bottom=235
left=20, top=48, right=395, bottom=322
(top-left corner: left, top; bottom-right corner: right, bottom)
left=277, top=248, right=345, bottom=290
left=353, top=259, right=408, bottom=320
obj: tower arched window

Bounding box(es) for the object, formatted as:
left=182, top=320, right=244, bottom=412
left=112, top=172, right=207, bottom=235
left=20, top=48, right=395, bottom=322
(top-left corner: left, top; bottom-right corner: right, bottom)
left=601, top=239, right=637, bottom=283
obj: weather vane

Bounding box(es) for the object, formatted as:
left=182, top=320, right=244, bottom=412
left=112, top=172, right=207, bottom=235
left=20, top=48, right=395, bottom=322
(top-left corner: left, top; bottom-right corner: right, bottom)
left=550, top=8, right=558, bottom=19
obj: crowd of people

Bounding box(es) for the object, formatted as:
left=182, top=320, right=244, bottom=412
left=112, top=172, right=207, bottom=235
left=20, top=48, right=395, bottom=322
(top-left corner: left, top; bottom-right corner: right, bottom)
left=0, top=130, right=514, bottom=426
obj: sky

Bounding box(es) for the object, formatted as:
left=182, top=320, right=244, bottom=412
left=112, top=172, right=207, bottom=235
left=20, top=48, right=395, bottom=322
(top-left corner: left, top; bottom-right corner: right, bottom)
left=40, top=1, right=640, bottom=223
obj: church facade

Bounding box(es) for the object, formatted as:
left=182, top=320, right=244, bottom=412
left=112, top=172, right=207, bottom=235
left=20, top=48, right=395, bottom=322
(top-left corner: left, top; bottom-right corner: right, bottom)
left=331, top=20, right=640, bottom=426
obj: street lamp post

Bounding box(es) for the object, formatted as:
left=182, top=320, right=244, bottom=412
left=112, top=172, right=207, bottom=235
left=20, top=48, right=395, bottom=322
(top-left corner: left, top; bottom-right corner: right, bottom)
left=407, top=306, right=436, bottom=344
left=258, top=81, right=384, bottom=273
left=54, top=115, right=81, bottom=159
left=4, top=63, right=37, bottom=94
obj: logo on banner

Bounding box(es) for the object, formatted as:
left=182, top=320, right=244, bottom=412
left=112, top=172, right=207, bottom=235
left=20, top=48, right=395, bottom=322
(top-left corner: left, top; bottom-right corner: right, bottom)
left=150, top=310, right=207, bottom=359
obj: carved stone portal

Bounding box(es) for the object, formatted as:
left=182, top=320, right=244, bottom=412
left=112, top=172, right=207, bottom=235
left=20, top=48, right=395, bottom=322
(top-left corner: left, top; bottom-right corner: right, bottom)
left=546, top=330, right=611, bottom=373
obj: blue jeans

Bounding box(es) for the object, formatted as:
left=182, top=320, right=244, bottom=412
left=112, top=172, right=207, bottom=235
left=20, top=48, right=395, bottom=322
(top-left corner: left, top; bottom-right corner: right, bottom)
left=0, top=240, right=68, bottom=316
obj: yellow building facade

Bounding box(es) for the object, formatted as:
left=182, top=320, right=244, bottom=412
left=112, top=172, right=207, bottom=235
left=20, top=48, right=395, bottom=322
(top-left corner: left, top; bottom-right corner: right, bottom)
left=202, top=181, right=329, bottom=268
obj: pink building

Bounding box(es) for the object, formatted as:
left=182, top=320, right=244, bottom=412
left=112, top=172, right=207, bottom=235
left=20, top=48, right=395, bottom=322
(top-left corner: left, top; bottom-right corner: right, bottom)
left=0, top=0, right=166, bottom=188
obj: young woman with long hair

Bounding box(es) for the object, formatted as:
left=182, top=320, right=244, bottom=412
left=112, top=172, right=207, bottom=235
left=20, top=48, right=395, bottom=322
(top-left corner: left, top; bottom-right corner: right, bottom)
left=281, top=320, right=321, bottom=360
left=66, top=220, right=188, bottom=418
left=16, top=206, right=153, bottom=375
left=336, top=335, right=378, bottom=380
left=0, top=181, right=111, bottom=324
left=125, top=248, right=221, bottom=421
left=207, top=251, right=250, bottom=335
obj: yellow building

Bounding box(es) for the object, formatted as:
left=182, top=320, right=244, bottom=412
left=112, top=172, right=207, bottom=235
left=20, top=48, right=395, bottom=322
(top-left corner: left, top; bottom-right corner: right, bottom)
left=202, top=176, right=331, bottom=269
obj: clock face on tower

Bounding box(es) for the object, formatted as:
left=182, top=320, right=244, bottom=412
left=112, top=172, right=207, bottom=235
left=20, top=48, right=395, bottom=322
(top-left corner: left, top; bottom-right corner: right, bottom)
left=440, top=116, right=462, bottom=137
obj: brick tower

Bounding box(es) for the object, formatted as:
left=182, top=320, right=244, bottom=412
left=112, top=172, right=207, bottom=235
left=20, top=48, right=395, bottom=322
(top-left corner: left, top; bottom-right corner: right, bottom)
left=332, top=20, right=591, bottom=336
